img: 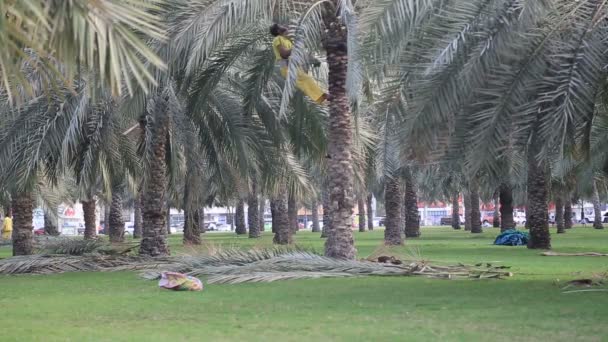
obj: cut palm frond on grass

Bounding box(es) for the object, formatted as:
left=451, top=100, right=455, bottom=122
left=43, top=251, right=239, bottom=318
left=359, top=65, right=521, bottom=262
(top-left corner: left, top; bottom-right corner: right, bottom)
left=542, top=251, right=608, bottom=257
left=0, top=247, right=512, bottom=282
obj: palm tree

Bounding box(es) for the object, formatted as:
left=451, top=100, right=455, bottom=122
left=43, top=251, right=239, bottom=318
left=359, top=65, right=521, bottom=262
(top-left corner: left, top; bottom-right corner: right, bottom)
left=311, top=197, right=321, bottom=233
left=463, top=192, right=472, bottom=232
left=384, top=177, right=403, bottom=246
left=451, top=192, right=461, bottom=230
left=109, top=186, right=125, bottom=243
left=592, top=179, right=604, bottom=230
left=11, top=193, right=34, bottom=255
left=366, top=194, right=374, bottom=231
left=235, top=199, right=247, bottom=235
left=248, top=181, right=261, bottom=238
left=492, top=191, right=500, bottom=228
left=272, top=188, right=292, bottom=245
left=133, top=193, right=143, bottom=239
left=43, top=207, right=60, bottom=236
left=403, top=169, right=420, bottom=238
left=527, top=142, right=551, bottom=249
left=469, top=181, right=482, bottom=234
left=555, top=193, right=565, bottom=234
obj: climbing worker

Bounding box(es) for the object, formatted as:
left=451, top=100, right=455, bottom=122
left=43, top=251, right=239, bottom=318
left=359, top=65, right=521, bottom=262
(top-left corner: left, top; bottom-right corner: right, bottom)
left=2, top=211, right=12, bottom=240
left=270, top=23, right=329, bottom=104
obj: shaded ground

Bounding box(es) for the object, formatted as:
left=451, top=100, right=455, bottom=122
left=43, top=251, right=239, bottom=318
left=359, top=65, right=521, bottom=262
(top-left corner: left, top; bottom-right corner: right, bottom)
left=0, top=227, right=607, bottom=341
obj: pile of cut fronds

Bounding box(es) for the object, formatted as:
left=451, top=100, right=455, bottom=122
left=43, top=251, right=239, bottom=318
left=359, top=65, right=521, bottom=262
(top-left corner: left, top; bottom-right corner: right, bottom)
left=0, top=247, right=512, bottom=282
left=34, top=236, right=139, bottom=256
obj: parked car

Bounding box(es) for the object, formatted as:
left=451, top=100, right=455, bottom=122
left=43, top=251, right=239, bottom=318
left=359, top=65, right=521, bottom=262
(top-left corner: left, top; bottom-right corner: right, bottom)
left=204, top=222, right=218, bottom=231
left=378, top=217, right=385, bottom=226
left=124, top=223, right=135, bottom=235
left=306, top=221, right=324, bottom=229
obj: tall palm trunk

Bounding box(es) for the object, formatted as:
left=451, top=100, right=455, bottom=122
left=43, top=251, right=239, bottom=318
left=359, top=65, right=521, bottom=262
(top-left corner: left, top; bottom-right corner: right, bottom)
left=259, top=198, right=265, bottom=232
left=492, top=192, right=500, bottom=228
left=321, top=2, right=356, bottom=259
left=464, top=192, right=472, bottom=231
left=555, top=194, right=565, bottom=234
left=321, top=190, right=331, bottom=238
left=384, top=178, right=403, bottom=246
left=470, top=181, right=482, bottom=234
left=270, top=200, right=277, bottom=234
left=248, top=182, right=260, bottom=238
left=526, top=151, right=551, bottom=249
left=166, top=203, right=172, bottom=235
left=109, top=190, right=125, bottom=243
left=358, top=197, right=366, bottom=232
left=451, top=192, right=461, bottom=230
left=564, top=198, right=573, bottom=229
left=43, top=207, right=60, bottom=236
left=366, top=194, right=374, bottom=231
left=235, top=200, right=246, bottom=235
left=592, top=179, right=604, bottom=230
left=140, top=98, right=170, bottom=257
left=199, top=207, right=206, bottom=234
left=133, top=193, right=143, bottom=239
left=272, top=190, right=292, bottom=245
left=404, top=170, right=420, bottom=237
left=103, top=204, right=110, bottom=234
left=288, top=194, right=298, bottom=234
left=82, top=199, right=97, bottom=240
left=311, top=198, right=321, bottom=233
left=499, top=183, right=515, bottom=231
left=182, top=182, right=201, bottom=245
left=12, top=192, right=33, bottom=256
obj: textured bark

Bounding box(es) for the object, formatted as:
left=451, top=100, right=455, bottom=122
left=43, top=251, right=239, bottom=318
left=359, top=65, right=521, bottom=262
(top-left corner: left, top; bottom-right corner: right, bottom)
left=270, top=200, right=277, bottom=234
left=259, top=198, right=265, bottom=232
left=404, top=171, right=420, bottom=238
left=183, top=208, right=201, bottom=245
left=288, top=194, right=298, bottom=234
left=248, top=183, right=260, bottom=238
left=12, top=192, right=33, bottom=256
left=103, top=204, right=110, bottom=234
left=366, top=194, right=374, bottom=231
left=384, top=178, right=403, bottom=246
left=272, top=191, right=292, bottom=245
left=82, top=199, right=97, bottom=240
left=469, top=181, right=482, bottom=234
left=493, top=192, right=500, bottom=228
left=451, top=193, right=461, bottom=230
left=109, top=190, right=125, bottom=243
left=555, top=194, right=565, bottom=234
left=526, top=152, right=551, bottom=249
left=133, top=193, right=143, bottom=239
left=592, top=180, right=604, bottom=230
left=235, top=200, right=247, bottom=235
left=357, top=197, right=366, bottom=232
left=311, top=198, right=321, bottom=233
left=166, top=204, right=172, bottom=235
left=43, top=207, right=60, bottom=236
left=321, top=190, right=331, bottom=238
left=499, top=183, right=515, bottom=232
left=464, top=192, right=472, bottom=231
left=564, top=199, right=573, bottom=229
left=321, top=2, right=356, bottom=259
left=139, top=98, right=170, bottom=257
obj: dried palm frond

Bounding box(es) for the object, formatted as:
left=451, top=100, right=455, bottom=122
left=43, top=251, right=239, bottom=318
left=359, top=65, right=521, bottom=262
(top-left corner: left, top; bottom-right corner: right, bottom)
left=33, top=237, right=139, bottom=256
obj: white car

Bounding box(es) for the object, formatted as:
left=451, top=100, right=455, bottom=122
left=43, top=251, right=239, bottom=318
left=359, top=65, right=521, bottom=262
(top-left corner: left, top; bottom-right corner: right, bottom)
left=124, top=222, right=135, bottom=235
left=306, top=221, right=324, bottom=229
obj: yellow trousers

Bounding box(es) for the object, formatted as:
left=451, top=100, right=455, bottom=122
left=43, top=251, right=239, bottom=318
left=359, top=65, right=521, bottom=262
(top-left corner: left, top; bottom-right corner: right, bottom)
left=2, top=231, right=11, bottom=240
left=280, top=67, right=325, bottom=104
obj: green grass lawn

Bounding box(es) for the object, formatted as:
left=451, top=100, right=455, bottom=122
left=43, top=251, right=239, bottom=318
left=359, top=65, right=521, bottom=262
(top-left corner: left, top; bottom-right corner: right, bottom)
left=1, top=227, right=607, bottom=341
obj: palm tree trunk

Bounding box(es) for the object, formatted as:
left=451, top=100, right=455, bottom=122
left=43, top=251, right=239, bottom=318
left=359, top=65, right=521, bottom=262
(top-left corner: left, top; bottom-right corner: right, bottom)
left=104, top=204, right=110, bottom=234
left=139, top=98, right=170, bottom=257
left=366, top=194, right=374, bottom=231
left=555, top=194, right=565, bottom=234
left=451, top=192, right=461, bottom=230
left=499, top=183, right=515, bottom=231
left=592, top=179, right=604, bottom=230
left=470, top=180, right=482, bottom=234
left=526, top=152, right=551, bottom=249
left=166, top=203, right=172, bottom=235
left=493, top=191, right=500, bottom=228
left=288, top=194, right=298, bottom=234
left=272, top=190, right=292, bottom=245
left=259, top=198, right=265, bottom=232
left=404, top=170, right=420, bottom=238
left=235, top=199, right=246, bottom=235
left=464, top=192, right=472, bottom=231
left=182, top=182, right=201, bottom=245
left=43, top=207, right=60, bottom=236
left=270, top=200, right=277, bottom=234
left=12, top=192, right=33, bottom=256
left=321, top=190, right=331, bottom=238
left=82, top=199, right=97, bottom=240
left=321, top=1, right=356, bottom=259
left=564, top=198, right=573, bottom=229
left=109, top=190, right=125, bottom=243
left=133, top=193, right=143, bottom=239
left=358, top=197, right=366, bottom=232
left=248, top=182, right=260, bottom=238
left=384, top=178, right=403, bottom=246
left=311, top=198, right=321, bottom=233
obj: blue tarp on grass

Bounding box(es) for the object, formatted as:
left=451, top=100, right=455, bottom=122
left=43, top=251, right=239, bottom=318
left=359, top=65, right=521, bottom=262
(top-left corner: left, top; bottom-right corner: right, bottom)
left=494, top=229, right=529, bottom=246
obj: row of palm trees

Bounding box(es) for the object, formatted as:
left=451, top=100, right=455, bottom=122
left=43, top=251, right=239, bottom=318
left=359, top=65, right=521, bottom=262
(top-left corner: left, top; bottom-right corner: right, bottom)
left=1, top=0, right=607, bottom=258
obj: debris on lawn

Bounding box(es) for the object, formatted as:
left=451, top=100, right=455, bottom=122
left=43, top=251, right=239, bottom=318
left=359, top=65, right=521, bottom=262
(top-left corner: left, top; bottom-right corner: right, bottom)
left=159, top=272, right=203, bottom=291
left=560, top=273, right=608, bottom=294
left=541, top=251, right=608, bottom=257
left=0, top=248, right=513, bottom=284
left=493, top=229, right=529, bottom=246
